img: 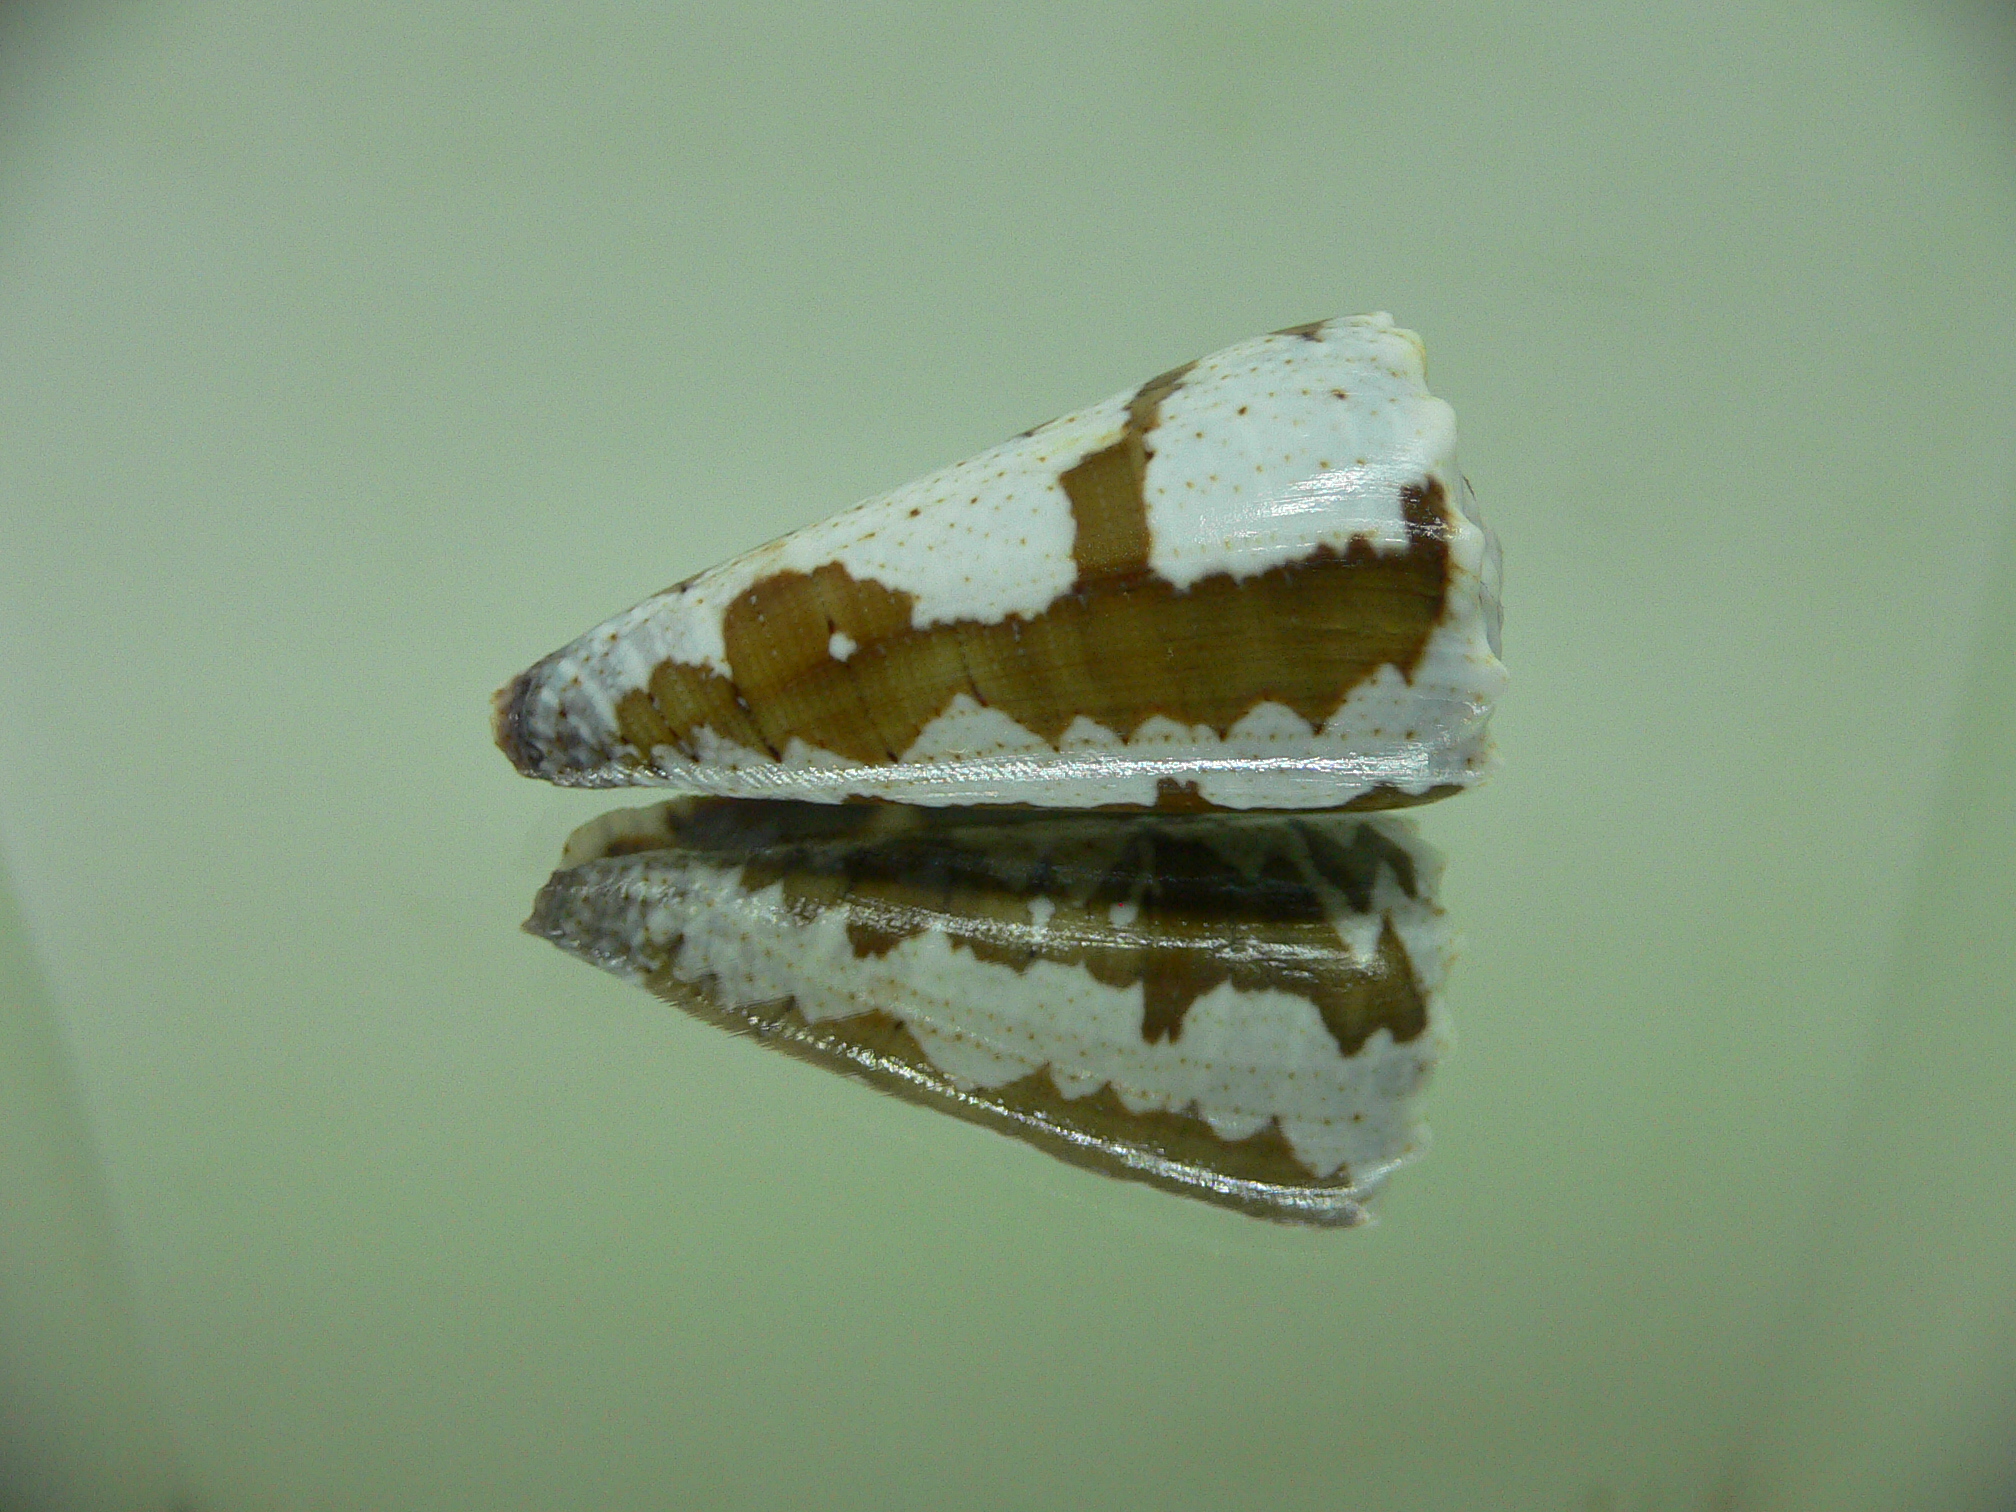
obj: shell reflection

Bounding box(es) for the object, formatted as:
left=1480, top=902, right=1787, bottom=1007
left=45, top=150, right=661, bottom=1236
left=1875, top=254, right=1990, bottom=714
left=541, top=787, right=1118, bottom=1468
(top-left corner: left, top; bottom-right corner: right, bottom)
left=529, top=799, right=1453, bottom=1225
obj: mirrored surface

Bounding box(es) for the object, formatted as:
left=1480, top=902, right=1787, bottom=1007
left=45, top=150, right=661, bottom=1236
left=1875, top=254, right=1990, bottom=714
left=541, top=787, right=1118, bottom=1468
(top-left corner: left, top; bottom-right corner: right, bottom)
left=530, top=800, right=1453, bottom=1226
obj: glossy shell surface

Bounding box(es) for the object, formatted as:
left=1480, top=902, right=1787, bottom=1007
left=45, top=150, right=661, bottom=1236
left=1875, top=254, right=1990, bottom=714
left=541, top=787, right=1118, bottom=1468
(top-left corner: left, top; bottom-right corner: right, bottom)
left=528, top=799, right=1451, bottom=1225
left=496, top=314, right=1505, bottom=810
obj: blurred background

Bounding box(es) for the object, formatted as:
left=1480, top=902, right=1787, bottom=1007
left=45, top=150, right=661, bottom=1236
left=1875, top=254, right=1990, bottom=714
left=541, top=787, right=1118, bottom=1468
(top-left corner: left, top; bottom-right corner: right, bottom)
left=2, top=3, right=2013, bottom=1509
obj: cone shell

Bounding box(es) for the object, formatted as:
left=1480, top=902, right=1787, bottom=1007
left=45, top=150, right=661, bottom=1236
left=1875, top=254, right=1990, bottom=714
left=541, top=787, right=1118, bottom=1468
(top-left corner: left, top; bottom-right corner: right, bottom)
left=528, top=799, right=1452, bottom=1225
left=496, top=314, right=1505, bottom=810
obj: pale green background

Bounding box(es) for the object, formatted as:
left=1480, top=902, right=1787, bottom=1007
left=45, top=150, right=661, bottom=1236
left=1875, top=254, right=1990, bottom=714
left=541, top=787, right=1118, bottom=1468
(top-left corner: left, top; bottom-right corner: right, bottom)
left=2, top=4, right=2013, bottom=1510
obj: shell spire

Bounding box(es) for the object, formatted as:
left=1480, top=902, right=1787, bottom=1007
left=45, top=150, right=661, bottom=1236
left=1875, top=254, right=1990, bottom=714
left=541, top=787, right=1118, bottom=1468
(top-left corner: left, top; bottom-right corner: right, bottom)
left=496, top=313, right=1505, bottom=810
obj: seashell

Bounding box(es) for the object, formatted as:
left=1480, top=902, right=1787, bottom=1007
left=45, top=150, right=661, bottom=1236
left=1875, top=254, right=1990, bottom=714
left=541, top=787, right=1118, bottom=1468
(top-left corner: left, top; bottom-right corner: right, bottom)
left=495, top=314, right=1505, bottom=810
left=527, top=799, right=1452, bottom=1225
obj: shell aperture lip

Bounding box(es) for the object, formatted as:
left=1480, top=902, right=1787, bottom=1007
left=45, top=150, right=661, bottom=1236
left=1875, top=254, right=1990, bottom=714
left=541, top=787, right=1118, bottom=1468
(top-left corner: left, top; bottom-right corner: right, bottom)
left=527, top=799, right=1453, bottom=1226
left=494, top=314, right=1506, bottom=811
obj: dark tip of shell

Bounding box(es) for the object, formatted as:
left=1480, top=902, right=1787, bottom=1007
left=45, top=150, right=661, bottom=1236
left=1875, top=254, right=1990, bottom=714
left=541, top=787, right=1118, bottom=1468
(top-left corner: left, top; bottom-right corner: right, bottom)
left=491, top=670, right=545, bottom=776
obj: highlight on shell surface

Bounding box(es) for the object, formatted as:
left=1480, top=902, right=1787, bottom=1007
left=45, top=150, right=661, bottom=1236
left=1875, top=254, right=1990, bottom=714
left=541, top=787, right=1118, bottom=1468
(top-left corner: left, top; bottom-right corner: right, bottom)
left=495, top=314, right=1505, bottom=811
left=528, top=799, right=1453, bottom=1226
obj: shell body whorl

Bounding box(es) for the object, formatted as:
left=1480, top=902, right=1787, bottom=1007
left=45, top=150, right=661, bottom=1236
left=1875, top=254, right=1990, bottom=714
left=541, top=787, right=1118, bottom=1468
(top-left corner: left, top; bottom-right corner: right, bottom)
left=495, top=315, right=1505, bottom=811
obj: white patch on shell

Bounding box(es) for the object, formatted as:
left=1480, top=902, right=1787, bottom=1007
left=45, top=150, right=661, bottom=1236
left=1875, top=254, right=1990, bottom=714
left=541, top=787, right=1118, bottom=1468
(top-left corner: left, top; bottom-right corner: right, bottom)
left=1143, top=314, right=1459, bottom=587
left=827, top=630, right=857, bottom=661
left=895, top=693, right=1052, bottom=764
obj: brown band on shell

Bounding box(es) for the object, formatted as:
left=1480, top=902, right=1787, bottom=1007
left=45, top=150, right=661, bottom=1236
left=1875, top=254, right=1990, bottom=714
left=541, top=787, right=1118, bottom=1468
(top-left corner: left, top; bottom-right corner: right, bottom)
left=617, top=660, right=772, bottom=761
left=598, top=478, right=1453, bottom=777
left=1061, top=361, right=1193, bottom=584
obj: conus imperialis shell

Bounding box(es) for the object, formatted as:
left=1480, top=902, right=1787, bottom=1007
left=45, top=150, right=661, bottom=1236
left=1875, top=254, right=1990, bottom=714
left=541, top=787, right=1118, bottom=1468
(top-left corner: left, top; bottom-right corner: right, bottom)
left=495, top=314, right=1505, bottom=811
left=528, top=799, right=1451, bottom=1225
